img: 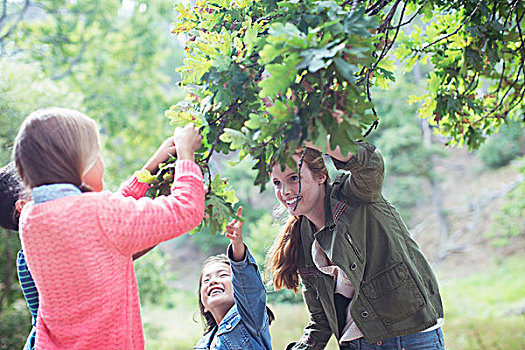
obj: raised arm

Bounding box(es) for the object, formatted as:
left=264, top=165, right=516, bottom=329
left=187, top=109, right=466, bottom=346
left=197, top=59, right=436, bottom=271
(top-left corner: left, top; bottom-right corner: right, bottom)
left=118, top=136, right=178, bottom=200
left=117, top=136, right=186, bottom=258
left=225, top=207, right=269, bottom=335
left=100, top=124, right=204, bottom=255
left=17, top=250, right=39, bottom=325
left=332, top=142, right=384, bottom=202
left=304, top=139, right=384, bottom=202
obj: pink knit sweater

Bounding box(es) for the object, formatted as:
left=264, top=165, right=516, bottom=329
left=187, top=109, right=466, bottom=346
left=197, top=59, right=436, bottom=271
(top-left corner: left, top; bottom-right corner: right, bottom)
left=19, top=160, right=204, bottom=349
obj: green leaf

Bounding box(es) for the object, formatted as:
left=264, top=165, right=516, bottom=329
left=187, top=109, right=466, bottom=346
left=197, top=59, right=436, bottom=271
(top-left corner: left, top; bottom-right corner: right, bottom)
left=258, top=55, right=301, bottom=98
left=219, top=128, right=251, bottom=150
left=135, top=169, right=158, bottom=185
left=313, top=120, right=328, bottom=152
left=333, top=57, right=356, bottom=83
left=245, top=113, right=262, bottom=129
left=266, top=99, right=294, bottom=121
left=297, top=42, right=346, bottom=73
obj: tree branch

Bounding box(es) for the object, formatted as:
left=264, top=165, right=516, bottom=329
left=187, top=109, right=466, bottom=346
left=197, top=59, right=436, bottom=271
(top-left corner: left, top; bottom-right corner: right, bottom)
left=378, top=0, right=401, bottom=33
left=51, top=37, right=87, bottom=80
left=0, top=0, right=29, bottom=44
left=0, top=0, right=7, bottom=25
left=417, top=0, right=483, bottom=52
left=359, top=0, right=407, bottom=129
left=203, top=104, right=237, bottom=164
left=366, top=0, right=391, bottom=16
left=386, top=0, right=430, bottom=30
left=487, top=64, right=523, bottom=117
left=504, top=0, right=520, bottom=27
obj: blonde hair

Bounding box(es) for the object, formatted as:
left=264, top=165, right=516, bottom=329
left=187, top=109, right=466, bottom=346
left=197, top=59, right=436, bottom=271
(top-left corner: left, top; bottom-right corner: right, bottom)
left=265, top=147, right=329, bottom=292
left=13, top=107, right=99, bottom=190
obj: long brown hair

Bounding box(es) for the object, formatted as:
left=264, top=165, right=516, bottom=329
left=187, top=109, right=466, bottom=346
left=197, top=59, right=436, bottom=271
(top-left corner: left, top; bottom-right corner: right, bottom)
left=265, top=147, right=329, bottom=292
left=198, top=254, right=275, bottom=334
left=13, top=107, right=99, bottom=191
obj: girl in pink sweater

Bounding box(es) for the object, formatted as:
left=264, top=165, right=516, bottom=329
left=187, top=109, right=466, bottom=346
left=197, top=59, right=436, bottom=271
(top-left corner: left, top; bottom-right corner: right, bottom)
left=13, top=107, right=205, bottom=349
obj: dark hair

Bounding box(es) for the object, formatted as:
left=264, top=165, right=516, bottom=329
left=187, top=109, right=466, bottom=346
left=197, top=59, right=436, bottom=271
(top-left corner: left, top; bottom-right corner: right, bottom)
left=0, top=162, right=24, bottom=231
left=265, top=147, right=329, bottom=292
left=198, top=254, right=275, bottom=334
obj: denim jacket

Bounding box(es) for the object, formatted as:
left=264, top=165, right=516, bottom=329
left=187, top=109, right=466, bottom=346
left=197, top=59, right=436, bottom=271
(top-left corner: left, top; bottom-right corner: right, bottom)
left=194, top=246, right=272, bottom=350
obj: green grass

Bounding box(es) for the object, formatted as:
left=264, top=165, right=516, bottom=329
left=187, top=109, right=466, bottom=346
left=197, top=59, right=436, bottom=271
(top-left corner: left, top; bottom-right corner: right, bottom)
left=143, top=255, right=525, bottom=349
left=440, top=255, right=525, bottom=349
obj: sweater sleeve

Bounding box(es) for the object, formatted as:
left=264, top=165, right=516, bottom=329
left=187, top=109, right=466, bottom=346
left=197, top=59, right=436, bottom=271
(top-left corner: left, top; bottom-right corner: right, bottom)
left=118, top=176, right=151, bottom=199
left=98, top=160, right=205, bottom=256
left=17, top=250, right=39, bottom=325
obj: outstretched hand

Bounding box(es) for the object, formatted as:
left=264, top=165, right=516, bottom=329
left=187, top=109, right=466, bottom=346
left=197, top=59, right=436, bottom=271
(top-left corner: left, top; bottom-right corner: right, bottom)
left=142, top=137, right=177, bottom=174
left=304, top=137, right=353, bottom=162
left=226, top=206, right=245, bottom=262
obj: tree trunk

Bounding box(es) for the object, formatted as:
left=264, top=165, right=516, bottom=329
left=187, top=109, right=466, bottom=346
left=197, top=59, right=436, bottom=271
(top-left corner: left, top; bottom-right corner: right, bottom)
left=413, top=64, right=450, bottom=241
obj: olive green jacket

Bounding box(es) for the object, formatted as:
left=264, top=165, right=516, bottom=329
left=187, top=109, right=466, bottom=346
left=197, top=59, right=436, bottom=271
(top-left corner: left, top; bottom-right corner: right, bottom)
left=289, top=142, right=443, bottom=349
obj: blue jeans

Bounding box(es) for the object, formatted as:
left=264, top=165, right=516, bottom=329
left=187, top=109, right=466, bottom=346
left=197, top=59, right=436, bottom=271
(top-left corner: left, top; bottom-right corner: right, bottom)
left=341, top=328, right=444, bottom=350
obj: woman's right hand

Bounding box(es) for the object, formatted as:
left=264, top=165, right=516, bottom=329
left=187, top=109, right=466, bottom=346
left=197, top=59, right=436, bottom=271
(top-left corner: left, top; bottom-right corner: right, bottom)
left=173, top=123, right=202, bottom=162
left=304, top=137, right=353, bottom=162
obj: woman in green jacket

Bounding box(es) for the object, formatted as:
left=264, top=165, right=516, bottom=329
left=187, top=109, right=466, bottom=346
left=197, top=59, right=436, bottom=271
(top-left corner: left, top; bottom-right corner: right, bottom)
left=266, top=141, right=444, bottom=350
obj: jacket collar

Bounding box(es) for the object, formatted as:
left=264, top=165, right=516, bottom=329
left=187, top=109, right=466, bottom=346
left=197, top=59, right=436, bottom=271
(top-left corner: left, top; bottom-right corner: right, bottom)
left=194, top=306, right=241, bottom=349
left=32, top=183, right=82, bottom=204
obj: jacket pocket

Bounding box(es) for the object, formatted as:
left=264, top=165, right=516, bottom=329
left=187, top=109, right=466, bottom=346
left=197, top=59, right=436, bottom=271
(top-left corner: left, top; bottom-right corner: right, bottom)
left=219, top=323, right=250, bottom=349
left=359, top=261, right=425, bottom=324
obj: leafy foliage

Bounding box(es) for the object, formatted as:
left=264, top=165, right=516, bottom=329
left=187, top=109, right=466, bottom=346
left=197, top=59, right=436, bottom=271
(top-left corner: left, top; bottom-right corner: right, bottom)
left=172, top=0, right=379, bottom=163
left=0, top=306, right=31, bottom=350
left=158, top=0, right=525, bottom=231
left=0, top=59, right=83, bottom=165
left=398, top=0, right=525, bottom=149
left=0, top=59, right=82, bottom=328
left=3, top=0, right=180, bottom=188
left=152, top=0, right=385, bottom=230
left=134, top=248, right=175, bottom=306
left=478, top=120, right=525, bottom=168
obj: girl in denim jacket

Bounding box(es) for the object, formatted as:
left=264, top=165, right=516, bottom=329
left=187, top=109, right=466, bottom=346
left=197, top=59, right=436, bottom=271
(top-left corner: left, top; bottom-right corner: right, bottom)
left=195, top=207, right=274, bottom=350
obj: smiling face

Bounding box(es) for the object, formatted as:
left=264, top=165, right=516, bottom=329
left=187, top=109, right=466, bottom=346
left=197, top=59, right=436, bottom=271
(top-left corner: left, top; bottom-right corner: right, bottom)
left=271, top=154, right=327, bottom=220
left=199, top=261, right=235, bottom=325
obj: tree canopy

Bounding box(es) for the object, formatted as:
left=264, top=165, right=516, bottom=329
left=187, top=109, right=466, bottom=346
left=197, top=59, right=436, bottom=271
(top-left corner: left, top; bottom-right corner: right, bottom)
left=144, top=0, right=524, bottom=232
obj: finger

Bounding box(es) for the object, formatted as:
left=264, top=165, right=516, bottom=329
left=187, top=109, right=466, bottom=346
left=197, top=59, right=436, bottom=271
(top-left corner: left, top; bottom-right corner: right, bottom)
left=229, top=218, right=241, bottom=229
left=237, top=206, right=243, bottom=217
left=226, top=225, right=240, bottom=233
left=225, top=231, right=239, bottom=239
